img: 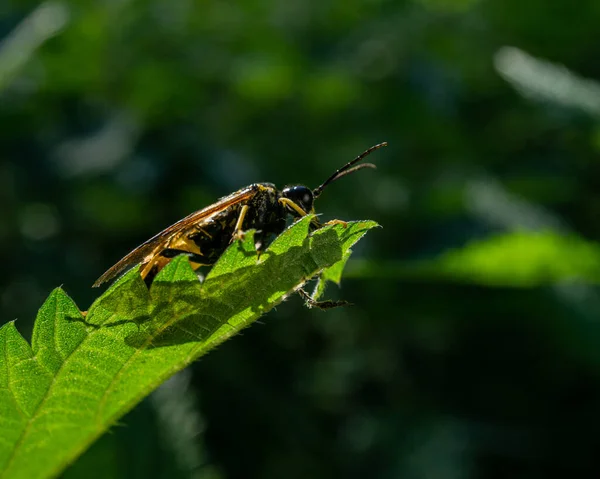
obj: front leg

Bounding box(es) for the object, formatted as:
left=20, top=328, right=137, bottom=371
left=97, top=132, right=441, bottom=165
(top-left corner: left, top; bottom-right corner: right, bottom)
left=279, top=197, right=322, bottom=230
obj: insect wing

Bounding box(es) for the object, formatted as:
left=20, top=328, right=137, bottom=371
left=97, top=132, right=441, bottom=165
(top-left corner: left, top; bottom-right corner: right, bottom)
left=93, top=186, right=257, bottom=287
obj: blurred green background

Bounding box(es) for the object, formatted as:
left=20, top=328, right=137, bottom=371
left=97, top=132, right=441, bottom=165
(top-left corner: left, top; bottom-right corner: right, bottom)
left=3, top=0, right=600, bottom=477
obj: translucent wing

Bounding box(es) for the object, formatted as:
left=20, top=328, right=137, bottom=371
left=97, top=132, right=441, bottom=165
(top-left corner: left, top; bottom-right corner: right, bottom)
left=93, top=186, right=256, bottom=287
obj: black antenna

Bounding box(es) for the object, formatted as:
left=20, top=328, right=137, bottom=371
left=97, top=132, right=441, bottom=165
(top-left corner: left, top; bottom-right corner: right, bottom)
left=312, top=142, right=387, bottom=198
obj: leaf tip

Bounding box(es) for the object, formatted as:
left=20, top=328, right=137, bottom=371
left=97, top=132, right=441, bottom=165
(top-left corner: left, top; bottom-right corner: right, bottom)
left=0, top=318, right=18, bottom=332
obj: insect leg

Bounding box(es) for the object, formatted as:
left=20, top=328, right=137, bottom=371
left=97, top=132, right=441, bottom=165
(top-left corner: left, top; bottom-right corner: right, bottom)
left=279, top=197, right=322, bottom=230
left=297, top=288, right=350, bottom=310
left=324, top=219, right=348, bottom=228
left=231, top=204, right=250, bottom=242
left=278, top=197, right=306, bottom=217
left=309, top=216, right=323, bottom=232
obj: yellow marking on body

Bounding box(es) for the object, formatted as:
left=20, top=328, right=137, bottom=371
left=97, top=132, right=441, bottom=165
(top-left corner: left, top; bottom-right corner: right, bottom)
left=170, top=235, right=203, bottom=256
left=140, top=260, right=156, bottom=281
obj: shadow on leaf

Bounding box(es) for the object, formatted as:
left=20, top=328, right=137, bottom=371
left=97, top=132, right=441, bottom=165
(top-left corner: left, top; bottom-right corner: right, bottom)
left=129, top=227, right=343, bottom=348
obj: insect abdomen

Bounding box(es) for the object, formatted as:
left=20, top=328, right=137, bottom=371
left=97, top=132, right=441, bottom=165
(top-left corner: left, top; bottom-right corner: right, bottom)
left=188, top=205, right=242, bottom=263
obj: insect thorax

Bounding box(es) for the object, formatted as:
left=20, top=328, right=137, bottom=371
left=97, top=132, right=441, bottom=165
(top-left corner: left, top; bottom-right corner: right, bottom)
left=187, top=183, right=286, bottom=263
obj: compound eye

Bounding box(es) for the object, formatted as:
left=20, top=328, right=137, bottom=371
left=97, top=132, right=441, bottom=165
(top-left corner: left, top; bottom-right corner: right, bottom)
left=282, top=185, right=314, bottom=214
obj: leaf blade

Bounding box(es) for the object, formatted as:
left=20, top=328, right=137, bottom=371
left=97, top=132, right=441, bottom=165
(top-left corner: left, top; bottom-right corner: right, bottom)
left=0, top=218, right=378, bottom=479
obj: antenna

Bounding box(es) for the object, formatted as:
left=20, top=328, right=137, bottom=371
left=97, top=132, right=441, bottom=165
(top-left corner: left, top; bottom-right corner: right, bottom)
left=313, top=142, right=387, bottom=198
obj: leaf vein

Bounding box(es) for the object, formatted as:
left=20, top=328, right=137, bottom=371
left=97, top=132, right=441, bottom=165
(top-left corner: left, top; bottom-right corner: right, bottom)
left=2, top=327, right=28, bottom=420
left=1, top=331, right=93, bottom=474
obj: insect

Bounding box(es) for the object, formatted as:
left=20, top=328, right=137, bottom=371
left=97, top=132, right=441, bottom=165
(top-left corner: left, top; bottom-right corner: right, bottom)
left=93, top=142, right=387, bottom=293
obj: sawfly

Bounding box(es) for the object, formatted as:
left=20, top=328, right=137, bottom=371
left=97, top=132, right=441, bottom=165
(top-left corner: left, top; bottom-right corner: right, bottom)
left=94, top=142, right=387, bottom=304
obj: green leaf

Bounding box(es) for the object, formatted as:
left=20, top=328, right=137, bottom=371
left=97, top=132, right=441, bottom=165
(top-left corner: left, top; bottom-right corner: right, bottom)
left=312, top=252, right=352, bottom=300
left=0, top=216, right=378, bottom=479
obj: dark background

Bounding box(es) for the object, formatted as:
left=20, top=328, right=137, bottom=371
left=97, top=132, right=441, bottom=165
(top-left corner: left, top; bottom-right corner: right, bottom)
left=3, top=0, right=600, bottom=477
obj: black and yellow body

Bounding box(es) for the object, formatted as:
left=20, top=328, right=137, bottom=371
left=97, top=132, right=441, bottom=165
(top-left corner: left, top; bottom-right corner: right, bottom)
left=93, top=142, right=387, bottom=289
left=94, top=183, right=288, bottom=286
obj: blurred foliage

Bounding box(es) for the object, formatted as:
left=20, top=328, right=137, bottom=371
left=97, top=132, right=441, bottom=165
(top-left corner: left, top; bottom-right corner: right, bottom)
left=2, top=0, right=600, bottom=477
left=349, top=231, right=600, bottom=286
